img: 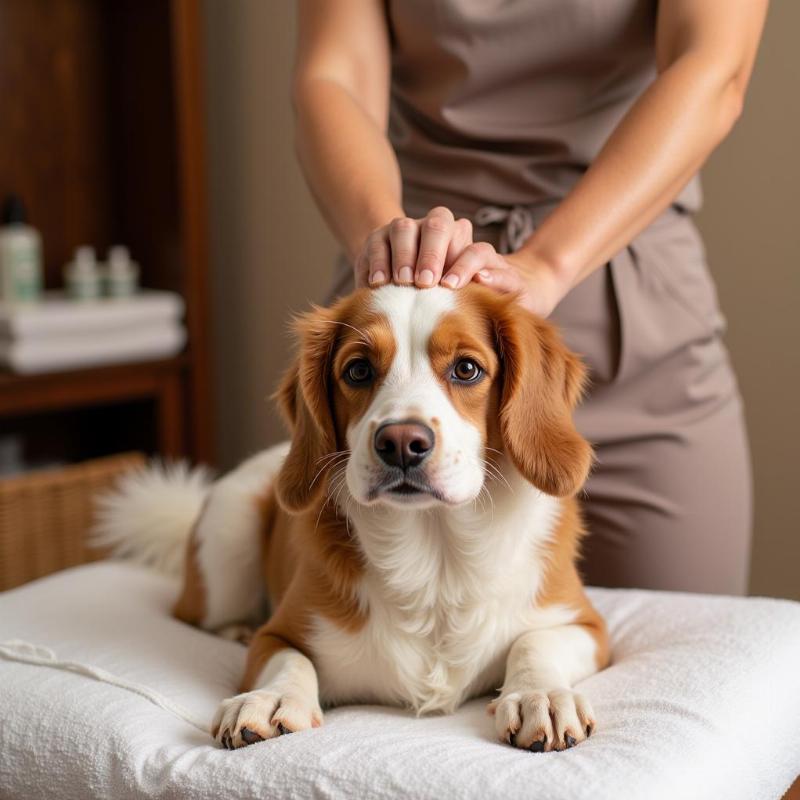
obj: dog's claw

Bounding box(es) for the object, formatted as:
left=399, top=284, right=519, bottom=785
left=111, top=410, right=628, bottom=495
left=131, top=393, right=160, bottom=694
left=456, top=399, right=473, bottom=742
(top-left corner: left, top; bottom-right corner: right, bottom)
left=565, top=734, right=577, bottom=749
left=241, top=727, right=264, bottom=745
left=529, top=738, right=547, bottom=753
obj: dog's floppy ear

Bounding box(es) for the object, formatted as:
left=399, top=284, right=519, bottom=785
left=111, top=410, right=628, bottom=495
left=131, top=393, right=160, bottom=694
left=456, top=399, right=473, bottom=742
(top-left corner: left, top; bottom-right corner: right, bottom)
left=494, top=301, right=593, bottom=497
left=274, top=305, right=339, bottom=513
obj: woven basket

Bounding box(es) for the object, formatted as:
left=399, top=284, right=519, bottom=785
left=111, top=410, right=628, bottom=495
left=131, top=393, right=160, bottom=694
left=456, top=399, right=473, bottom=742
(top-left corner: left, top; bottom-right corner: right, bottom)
left=0, top=452, right=146, bottom=591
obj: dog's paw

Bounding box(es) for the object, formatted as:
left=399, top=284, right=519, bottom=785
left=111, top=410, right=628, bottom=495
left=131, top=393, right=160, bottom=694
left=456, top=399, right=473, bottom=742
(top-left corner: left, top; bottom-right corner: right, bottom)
left=211, top=689, right=323, bottom=749
left=489, top=688, right=595, bottom=752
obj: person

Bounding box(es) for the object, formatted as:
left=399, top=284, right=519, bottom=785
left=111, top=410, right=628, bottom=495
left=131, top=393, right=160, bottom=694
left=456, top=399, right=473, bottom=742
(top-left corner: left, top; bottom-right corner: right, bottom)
left=291, top=0, right=769, bottom=595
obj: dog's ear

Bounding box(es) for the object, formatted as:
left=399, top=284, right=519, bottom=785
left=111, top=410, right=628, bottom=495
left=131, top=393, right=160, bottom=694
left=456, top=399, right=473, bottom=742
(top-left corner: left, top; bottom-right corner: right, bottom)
left=274, top=305, right=339, bottom=513
left=494, top=300, right=593, bottom=497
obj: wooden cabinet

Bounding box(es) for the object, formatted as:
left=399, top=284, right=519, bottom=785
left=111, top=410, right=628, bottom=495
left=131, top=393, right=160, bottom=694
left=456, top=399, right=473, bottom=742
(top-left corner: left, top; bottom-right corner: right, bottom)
left=0, top=0, right=213, bottom=465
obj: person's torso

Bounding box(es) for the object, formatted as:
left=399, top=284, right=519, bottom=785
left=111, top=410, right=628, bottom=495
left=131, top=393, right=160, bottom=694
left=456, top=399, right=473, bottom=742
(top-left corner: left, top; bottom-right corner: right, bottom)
left=388, top=0, right=701, bottom=214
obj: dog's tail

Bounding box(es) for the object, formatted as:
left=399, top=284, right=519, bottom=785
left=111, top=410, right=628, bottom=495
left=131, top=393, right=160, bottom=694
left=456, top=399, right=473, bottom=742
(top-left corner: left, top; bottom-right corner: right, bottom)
left=91, top=461, right=213, bottom=578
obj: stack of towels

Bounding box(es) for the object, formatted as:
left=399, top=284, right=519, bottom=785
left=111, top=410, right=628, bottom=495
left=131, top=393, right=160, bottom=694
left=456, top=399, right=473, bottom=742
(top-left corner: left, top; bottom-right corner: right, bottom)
left=0, top=290, right=186, bottom=374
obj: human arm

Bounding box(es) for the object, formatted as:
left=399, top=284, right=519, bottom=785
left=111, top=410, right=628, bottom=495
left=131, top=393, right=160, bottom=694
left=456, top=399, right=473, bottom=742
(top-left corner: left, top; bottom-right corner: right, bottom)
left=445, top=0, right=770, bottom=316
left=293, top=0, right=472, bottom=288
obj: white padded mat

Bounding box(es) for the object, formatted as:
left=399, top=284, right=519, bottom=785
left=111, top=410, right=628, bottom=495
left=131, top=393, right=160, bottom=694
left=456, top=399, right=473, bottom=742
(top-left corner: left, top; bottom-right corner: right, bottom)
left=1, top=562, right=798, bottom=800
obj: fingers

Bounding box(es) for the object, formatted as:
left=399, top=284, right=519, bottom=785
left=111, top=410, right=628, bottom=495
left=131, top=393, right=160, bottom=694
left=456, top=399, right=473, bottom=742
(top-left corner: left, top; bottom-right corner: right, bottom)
left=441, top=242, right=502, bottom=289
left=355, top=208, right=472, bottom=290
left=415, top=206, right=455, bottom=288
left=388, top=217, right=419, bottom=285
left=446, top=217, right=473, bottom=269
left=365, top=229, right=391, bottom=287
left=473, top=264, right=523, bottom=294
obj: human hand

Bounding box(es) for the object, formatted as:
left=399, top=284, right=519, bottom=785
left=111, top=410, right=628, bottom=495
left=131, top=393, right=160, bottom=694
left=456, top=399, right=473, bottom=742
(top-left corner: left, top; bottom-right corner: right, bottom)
left=444, top=243, right=569, bottom=318
left=353, top=206, right=474, bottom=289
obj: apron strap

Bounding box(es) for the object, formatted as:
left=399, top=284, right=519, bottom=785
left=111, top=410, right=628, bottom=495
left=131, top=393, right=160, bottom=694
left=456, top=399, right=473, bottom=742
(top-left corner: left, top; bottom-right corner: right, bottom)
left=473, top=204, right=537, bottom=254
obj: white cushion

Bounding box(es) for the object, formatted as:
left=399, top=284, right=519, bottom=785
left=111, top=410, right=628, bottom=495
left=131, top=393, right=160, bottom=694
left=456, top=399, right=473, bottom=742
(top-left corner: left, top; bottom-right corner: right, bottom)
left=1, top=562, right=798, bottom=800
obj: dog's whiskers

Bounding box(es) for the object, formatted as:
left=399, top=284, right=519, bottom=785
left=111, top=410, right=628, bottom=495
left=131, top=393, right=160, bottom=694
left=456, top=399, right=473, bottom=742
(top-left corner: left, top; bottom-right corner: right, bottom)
left=485, top=465, right=511, bottom=493
left=483, top=455, right=514, bottom=494
left=314, top=464, right=349, bottom=532
left=314, top=449, right=350, bottom=466
left=309, top=451, right=351, bottom=489
left=330, top=469, right=350, bottom=511
left=477, top=484, right=495, bottom=526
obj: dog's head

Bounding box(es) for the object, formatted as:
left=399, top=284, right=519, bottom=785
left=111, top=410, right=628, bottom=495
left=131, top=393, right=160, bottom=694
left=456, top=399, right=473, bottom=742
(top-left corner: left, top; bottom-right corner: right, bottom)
left=275, top=285, right=591, bottom=513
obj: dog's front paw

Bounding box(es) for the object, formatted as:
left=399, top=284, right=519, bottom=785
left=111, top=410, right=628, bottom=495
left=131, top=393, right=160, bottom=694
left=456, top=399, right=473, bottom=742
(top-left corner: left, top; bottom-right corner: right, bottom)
left=212, top=689, right=323, bottom=749
left=489, top=688, right=595, bottom=752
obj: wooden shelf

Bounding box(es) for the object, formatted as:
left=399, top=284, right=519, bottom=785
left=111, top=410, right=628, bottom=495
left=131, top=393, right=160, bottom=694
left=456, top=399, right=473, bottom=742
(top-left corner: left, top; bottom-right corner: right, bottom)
left=0, top=355, right=186, bottom=414
left=0, top=355, right=189, bottom=457
left=0, top=0, right=213, bottom=465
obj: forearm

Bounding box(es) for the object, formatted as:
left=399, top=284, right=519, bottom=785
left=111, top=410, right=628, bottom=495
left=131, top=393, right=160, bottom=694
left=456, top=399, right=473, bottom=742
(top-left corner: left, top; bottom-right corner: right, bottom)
left=521, top=54, right=743, bottom=287
left=294, top=78, right=403, bottom=261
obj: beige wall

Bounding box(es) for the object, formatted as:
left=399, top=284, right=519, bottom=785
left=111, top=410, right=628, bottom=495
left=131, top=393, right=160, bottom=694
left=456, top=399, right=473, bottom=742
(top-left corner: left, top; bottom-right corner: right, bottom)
left=695, top=3, right=799, bottom=600
left=203, top=0, right=337, bottom=468
left=203, top=2, right=799, bottom=600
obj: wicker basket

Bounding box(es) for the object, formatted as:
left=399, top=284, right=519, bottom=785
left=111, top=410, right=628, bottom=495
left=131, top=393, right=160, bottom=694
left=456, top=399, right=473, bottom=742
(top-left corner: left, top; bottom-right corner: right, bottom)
left=0, top=452, right=146, bottom=591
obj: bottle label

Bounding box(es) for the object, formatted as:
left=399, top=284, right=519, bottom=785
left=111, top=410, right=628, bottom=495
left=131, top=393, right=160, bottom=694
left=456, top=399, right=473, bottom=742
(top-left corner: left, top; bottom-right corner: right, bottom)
left=13, top=253, right=42, bottom=300
left=0, top=235, right=43, bottom=303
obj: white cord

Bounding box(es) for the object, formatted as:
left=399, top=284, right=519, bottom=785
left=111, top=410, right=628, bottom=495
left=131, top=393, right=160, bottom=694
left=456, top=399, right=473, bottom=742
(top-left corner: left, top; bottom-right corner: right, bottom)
left=0, top=639, right=211, bottom=736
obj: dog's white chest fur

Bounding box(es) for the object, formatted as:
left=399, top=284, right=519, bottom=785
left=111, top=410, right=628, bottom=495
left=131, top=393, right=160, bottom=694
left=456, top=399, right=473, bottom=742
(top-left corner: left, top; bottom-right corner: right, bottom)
left=310, top=484, right=572, bottom=713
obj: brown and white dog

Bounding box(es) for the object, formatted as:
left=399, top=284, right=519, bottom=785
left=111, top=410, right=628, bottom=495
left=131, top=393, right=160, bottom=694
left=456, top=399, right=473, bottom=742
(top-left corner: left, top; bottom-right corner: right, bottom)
left=96, top=284, right=608, bottom=753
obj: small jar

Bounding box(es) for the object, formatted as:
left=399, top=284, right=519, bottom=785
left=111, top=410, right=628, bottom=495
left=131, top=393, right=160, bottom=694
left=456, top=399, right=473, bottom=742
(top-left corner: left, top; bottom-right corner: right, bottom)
left=65, top=246, right=102, bottom=300
left=103, top=245, right=140, bottom=298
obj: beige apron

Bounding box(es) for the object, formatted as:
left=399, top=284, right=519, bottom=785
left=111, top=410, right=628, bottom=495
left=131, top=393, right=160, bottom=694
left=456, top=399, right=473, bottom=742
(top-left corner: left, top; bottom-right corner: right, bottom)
left=329, top=0, right=752, bottom=594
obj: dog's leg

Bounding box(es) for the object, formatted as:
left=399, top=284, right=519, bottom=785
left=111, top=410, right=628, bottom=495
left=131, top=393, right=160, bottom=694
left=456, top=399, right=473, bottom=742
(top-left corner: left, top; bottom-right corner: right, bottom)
left=490, top=623, right=602, bottom=752
left=173, top=444, right=289, bottom=634
left=211, top=630, right=323, bottom=749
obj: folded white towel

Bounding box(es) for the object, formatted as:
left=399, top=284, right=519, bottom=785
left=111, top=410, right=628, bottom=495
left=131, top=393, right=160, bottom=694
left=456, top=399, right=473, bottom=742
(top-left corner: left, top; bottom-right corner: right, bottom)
left=0, top=290, right=185, bottom=341
left=0, top=321, right=186, bottom=373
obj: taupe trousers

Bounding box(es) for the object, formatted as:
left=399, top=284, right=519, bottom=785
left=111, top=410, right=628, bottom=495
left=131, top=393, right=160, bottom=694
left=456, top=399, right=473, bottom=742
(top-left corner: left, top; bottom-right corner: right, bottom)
left=330, top=0, right=753, bottom=594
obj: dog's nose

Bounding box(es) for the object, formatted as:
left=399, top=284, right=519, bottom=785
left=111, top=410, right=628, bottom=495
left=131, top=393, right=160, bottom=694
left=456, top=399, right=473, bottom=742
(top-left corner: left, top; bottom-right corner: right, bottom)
left=374, top=422, right=435, bottom=469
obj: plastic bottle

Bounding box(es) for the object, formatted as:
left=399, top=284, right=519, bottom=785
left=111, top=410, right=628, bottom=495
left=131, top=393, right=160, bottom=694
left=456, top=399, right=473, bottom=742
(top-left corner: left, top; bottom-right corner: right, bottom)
left=104, top=245, right=140, bottom=298
left=65, top=246, right=102, bottom=300
left=0, top=195, right=44, bottom=304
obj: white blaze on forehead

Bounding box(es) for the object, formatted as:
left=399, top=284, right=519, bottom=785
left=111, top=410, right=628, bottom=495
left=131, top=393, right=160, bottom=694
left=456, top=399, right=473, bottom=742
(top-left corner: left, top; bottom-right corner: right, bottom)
left=369, top=286, right=456, bottom=390
left=342, top=284, right=484, bottom=507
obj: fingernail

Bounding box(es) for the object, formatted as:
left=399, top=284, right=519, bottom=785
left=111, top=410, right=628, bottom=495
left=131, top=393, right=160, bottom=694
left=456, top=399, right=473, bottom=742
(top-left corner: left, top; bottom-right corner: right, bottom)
left=442, top=274, right=459, bottom=288
left=370, top=270, right=386, bottom=285
left=418, top=269, right=434, bottom=287
left=398, top=267, right=413, bottom=284
left=478, top=270, right=491, bottom=281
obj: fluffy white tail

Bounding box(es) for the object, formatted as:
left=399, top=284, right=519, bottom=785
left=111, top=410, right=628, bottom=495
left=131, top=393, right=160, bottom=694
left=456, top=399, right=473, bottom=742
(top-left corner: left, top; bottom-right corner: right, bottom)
left=92, top=461, right=213, bottom=578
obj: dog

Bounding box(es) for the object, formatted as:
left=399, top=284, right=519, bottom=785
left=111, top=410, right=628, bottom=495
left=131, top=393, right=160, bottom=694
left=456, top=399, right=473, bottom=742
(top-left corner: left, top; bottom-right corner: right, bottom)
left=96, top=283, right=609, bottom=753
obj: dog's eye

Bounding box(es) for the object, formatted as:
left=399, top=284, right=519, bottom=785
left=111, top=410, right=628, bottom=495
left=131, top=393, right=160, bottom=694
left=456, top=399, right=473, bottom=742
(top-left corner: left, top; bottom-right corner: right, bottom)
left=344, top=358, right=374, bottom=387
left=451, top=358, right=483, bottom=384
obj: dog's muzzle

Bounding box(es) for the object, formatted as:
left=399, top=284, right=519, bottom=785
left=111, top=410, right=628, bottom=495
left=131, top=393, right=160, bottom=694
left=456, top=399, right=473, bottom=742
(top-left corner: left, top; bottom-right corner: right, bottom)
left=373, top=421, right=434, bottom=470
left=370, top=420, right=441, bottom=501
